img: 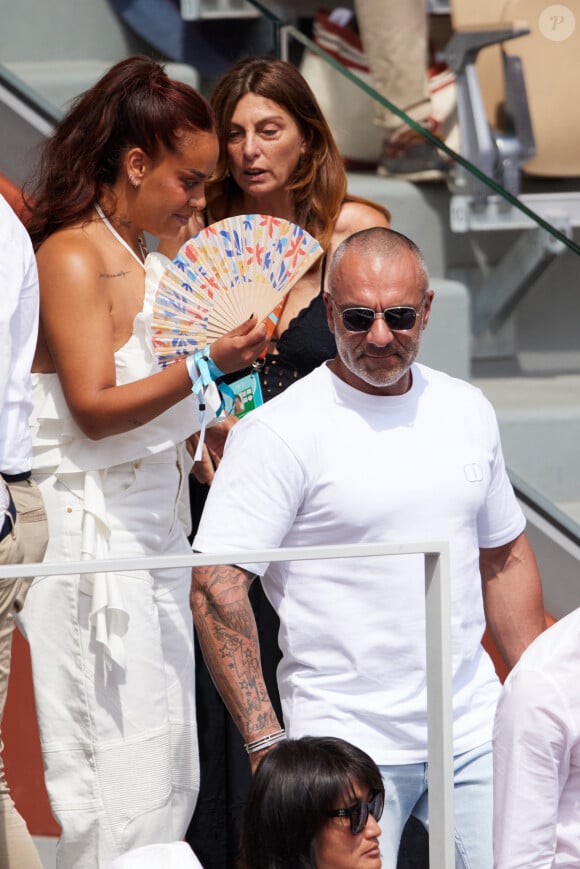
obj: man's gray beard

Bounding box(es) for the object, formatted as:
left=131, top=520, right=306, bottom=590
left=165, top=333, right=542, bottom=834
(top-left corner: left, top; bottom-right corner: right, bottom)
left=341, top=345, right=419, bottom=390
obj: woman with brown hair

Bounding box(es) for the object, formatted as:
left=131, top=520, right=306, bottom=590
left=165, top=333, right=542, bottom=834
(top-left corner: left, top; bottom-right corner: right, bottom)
left=187, top=56, right=390, bottom=868
left=190, top=56, right=391, bottom=481
left=207, top=55, right=391, bottom=407
left=18, top=55, right=266, bottom=868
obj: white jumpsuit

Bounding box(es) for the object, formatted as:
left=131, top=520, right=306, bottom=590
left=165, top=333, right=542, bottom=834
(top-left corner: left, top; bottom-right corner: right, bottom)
left=19, top=257, right=207, bottom=868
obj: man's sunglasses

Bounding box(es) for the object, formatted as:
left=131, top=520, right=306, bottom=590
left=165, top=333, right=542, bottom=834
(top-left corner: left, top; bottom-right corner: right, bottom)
left=327, top=790, right=384, bottom=835
left=332, top=300, right=423, bottom=333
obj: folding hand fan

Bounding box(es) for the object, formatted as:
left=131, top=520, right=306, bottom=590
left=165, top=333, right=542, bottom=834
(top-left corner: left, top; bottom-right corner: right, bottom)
left=151, top=214, right=323, bottom=367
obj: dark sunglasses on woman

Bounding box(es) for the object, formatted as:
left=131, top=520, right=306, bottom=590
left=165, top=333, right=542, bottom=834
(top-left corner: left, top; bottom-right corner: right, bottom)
left=327, top=790, right=384, bottom=835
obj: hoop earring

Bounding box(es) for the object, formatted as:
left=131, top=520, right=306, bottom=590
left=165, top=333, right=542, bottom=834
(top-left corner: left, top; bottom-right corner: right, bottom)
left=128, top=174, right=140, bottom=189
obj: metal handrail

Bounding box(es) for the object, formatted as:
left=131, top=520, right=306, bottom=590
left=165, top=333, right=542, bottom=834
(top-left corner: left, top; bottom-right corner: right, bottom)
left=0, top=62, right=61, bottom=126
left=2, top=539, right=454, bottom=868
left=510, top=469, right=580, bottom=546
left=242, top=0, right=580, bottom=259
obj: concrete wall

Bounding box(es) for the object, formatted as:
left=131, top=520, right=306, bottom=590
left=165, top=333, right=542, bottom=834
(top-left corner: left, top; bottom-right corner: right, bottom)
left=348, top=173, right=580, bottom=374
left=0, top=0, right=143, bottom=62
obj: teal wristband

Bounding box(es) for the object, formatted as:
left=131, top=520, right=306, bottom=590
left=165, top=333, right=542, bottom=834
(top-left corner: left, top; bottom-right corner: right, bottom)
left=193, top=346, right=224, bottom=387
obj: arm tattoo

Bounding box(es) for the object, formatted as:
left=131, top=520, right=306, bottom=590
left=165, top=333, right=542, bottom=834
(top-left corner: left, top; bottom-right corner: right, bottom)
left=192, top=564, right=280, bottom=739
left=118, top=213, right=133, bottom=230
left=99, top=270, right=130, bottom=279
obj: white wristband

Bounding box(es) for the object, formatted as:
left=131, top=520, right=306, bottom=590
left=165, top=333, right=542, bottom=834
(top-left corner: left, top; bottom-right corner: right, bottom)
left=185, top=354, right=199, bottom=390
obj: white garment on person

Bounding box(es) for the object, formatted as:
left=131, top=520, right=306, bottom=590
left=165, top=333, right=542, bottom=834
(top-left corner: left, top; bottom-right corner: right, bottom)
left=30, top=251, right=221, bottom=477
left=18, top=255, right=204, bottom=867
left=107, top=841, right=203, bottom=868
left=19, top=456, right=199, bottom=867
left=194, top=362, right=525, bottom=765
left=493, top=608, right=580, bottom=869
left=28, top=251, right=219, bottom=667
left=0, top=195, right=39, bottom=512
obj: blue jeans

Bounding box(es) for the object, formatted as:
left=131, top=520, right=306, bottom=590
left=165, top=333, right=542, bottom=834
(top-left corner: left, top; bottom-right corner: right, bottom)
left=379, top=741, right=493, bottom=868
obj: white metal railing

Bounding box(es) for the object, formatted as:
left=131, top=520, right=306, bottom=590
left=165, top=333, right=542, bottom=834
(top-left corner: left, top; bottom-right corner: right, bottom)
left=2, top=540, right=453, bottom=868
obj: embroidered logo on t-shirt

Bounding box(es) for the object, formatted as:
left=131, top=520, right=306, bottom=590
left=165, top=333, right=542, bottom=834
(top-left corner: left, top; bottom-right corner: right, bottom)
left=464, top=463, right=484, bottom=482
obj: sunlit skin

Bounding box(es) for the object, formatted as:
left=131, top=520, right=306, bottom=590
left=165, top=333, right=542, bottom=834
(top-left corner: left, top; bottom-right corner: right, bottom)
left=324, top=248, right=434, bottom=397
left=226, top=92, right=306, bottom=218
left=31, top=124, right=266, bottom=439
left=34, top=129, right=221, bottom=369
left=315, top=786, right=382, bottom=869
left=134, top=130, right=219, bottom=243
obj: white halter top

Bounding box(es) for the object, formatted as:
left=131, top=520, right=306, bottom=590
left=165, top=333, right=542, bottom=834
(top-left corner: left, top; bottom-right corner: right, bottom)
left=94, top=202, right=148, bottom=268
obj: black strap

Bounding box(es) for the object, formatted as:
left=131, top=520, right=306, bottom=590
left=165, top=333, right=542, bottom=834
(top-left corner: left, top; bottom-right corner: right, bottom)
left=319, top=252, right=328, bottom=292
left=2, top=471, right=31, bottom=483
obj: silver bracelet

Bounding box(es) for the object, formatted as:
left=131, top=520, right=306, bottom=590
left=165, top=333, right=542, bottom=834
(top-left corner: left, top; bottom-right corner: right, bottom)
left=244, top=729, right=287, bottom=755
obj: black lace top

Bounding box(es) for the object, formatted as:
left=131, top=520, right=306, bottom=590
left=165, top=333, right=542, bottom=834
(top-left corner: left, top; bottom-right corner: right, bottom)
left=259, top=291, right=336, bottom=400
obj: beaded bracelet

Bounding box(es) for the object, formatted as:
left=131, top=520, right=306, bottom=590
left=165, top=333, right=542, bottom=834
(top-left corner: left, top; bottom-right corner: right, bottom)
left=244, top=729, right=288, bottom=755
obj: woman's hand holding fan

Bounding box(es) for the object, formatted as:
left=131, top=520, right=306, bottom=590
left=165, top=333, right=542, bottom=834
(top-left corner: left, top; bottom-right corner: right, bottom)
left=206, top=314, right=268, bottom=376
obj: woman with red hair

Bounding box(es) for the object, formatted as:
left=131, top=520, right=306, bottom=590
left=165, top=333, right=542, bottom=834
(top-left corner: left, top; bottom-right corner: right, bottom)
left=20, top=56, right=266, bottom=868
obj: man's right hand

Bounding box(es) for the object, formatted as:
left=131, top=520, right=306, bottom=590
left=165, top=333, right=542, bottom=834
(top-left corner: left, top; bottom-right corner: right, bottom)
left=188, top=416, right=239, bottom=484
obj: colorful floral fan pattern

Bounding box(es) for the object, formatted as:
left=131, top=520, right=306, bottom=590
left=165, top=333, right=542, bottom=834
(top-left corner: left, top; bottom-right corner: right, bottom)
left=151, top=214, right=322, bottom=367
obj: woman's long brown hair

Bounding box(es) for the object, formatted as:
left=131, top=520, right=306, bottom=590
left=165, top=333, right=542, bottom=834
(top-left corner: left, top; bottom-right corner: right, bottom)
left=25, top=55, right=216, bottom=249
left=209, top=58, right=355, bottom=251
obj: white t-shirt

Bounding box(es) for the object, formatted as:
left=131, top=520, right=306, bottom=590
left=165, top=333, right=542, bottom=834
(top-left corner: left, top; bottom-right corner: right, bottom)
left=0, top=195, right=38, bottom=508
left=195, top=362, right=525, bottom=764
left=493, top=608, right=580, bottom=868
